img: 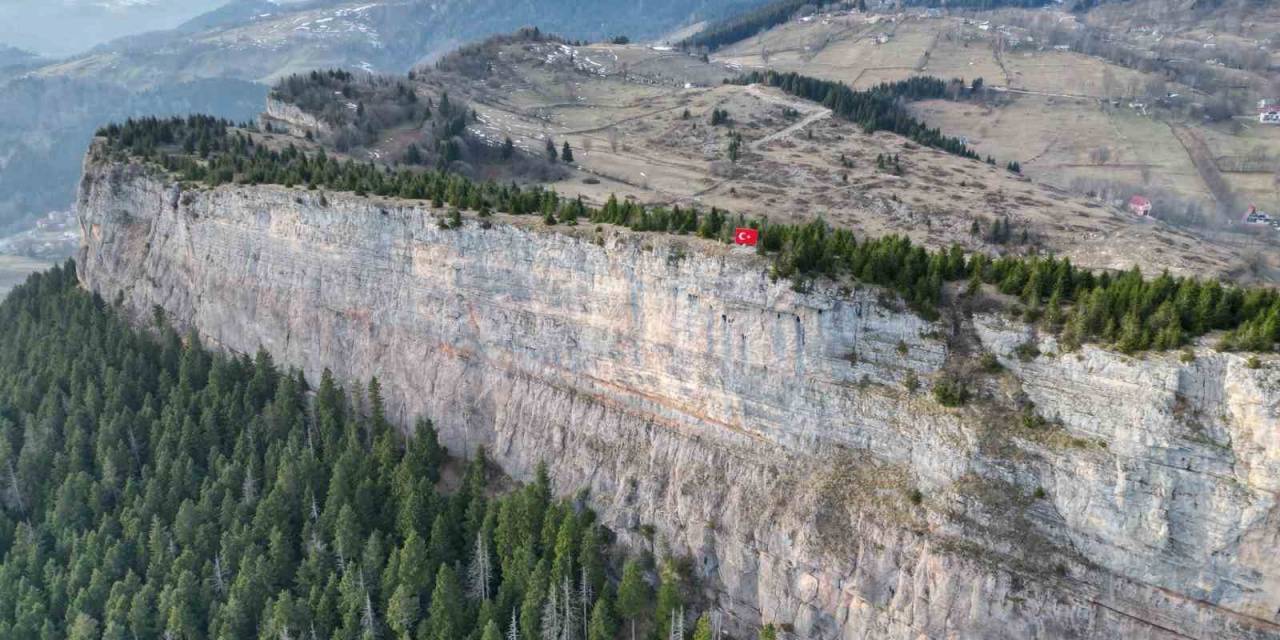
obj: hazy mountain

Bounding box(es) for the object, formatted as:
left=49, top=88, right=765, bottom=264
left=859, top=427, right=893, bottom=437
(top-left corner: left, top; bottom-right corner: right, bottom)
left=0, top=0, right=231, bottom=57
left=0, top=46, right=41, bottom=69
left=0, top=77, right=265, bottom=235
left=38, top=0, right=767, bottom=89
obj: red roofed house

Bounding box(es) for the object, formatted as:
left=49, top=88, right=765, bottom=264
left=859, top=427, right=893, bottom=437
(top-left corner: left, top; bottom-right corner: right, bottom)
left=1128, top=195, right=1152, bottom=216
left=1260, top=99, right=1280, bottom=124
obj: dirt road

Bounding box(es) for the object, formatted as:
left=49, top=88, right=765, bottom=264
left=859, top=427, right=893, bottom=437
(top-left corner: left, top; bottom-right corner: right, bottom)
left=745, top=84, right=832, bottom=151
left=1168, top=123, right=1236, bottom=212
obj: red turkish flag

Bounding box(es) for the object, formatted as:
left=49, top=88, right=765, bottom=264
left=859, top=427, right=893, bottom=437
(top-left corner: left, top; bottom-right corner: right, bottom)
left=733, top=227, right=759, bottom=246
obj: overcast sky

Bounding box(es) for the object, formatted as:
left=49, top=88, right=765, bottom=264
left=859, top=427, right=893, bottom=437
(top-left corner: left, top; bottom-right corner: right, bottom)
left=0, top=0, right=240, bottom=57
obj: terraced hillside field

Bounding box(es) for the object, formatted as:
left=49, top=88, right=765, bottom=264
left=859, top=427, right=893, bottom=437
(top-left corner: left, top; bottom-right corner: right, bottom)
left=708, top=4, right=1280, bottom=242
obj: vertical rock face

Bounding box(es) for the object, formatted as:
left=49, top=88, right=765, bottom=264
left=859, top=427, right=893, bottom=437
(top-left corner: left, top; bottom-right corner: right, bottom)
left=77, top=156, right=1280, bottom=640
left=260, top=96, right=332, bottom=139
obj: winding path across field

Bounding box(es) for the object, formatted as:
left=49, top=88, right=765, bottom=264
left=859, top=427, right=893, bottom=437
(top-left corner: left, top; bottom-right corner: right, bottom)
left=745, top=84, right=832, bottom=151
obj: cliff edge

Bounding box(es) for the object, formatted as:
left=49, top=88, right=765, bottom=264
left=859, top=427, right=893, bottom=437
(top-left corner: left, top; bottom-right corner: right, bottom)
left=76, top=155, right=1280, bottom=639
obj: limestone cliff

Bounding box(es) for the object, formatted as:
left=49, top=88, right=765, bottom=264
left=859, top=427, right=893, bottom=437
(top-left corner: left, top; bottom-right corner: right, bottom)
left=260, top=96, right=332, bottom=139
left=76, top=154, right=1280, bottom=639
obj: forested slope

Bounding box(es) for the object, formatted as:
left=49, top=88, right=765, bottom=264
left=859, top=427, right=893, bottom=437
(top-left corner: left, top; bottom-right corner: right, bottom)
left=0, top=264, right=693, bottom=640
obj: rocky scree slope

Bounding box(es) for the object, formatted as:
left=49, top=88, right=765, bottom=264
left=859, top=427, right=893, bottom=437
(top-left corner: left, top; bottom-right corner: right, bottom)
left=75, top=152, right=1280, bottom=639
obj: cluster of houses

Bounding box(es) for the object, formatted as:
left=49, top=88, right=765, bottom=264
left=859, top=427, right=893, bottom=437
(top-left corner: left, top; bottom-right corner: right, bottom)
left=1127, top=198, right=1280, bottom=235
left=33, top=210, right=72, bottom=232
left=0, top=210, right=79, bottom=260
left=1244, top=205, right=1280, bottom=231
left=1259, top=100, right=1280, bottom=125
left=1129, top=200, right=1278, bottom=236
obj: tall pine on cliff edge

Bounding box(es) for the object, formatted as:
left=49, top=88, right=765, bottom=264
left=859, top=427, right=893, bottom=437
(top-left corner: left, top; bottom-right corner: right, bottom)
left=0, top=261, right=686, bottom=639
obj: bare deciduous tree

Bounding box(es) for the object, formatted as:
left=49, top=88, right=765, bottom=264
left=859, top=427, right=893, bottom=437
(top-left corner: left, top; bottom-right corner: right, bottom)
left=579, top=567, right=593, bottom=640
left=507, top=609, right=520, bottom=640
left=667, top=607, right=684, bottom=640
left=559, top=578, right=577, bottom=640
left=541, top=587, right=561, bottom=640
left=468, top=533, right=492, bottom=601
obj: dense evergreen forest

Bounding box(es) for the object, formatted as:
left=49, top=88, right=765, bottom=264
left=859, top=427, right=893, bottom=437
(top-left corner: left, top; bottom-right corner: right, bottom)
left=732, top=72, right=981, bottom=160
left=0, top=264, right=726, bottom=639
left=92, top=116, right=1280, bottom=354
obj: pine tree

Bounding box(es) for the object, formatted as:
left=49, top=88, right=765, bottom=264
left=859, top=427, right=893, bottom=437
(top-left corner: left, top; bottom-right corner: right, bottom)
left=654, top=560, right=683, bottom=640
left=550, top=511, right=579, bottom=589
left=691, top=613, right=712, bottom=640
left=562, top=142, right=574, bottom=163
left=427, top=564, right=465, bottom=640
left=483, top=620, right=504, bottom=640
left=397, top=530, right=431, bottom=596
left=615, top=560, right=649, bottom=640
left=727, top=132, right=742, bottom=163
left=405, top=143, right=423, bottom=165
left=426, top=512, right=457, bottom=575
left=521, top=561, right=549, bottom=640
left=1117, top=310, right=1148, bottom=354
left=587, top=596, right=617, bottom=640
left=67, top=613, right=99, bottom=640
left=386, top=583, right=420, bottom=640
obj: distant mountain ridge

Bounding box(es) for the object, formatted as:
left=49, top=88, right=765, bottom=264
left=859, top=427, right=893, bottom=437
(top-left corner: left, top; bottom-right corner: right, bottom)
left=173, top=0, right=283, bottom=33
left=0, top=0, right=228, bottom=57
left=0, top=45, right=40, bottom=69
left=45, top=0, right=778, bottom=89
